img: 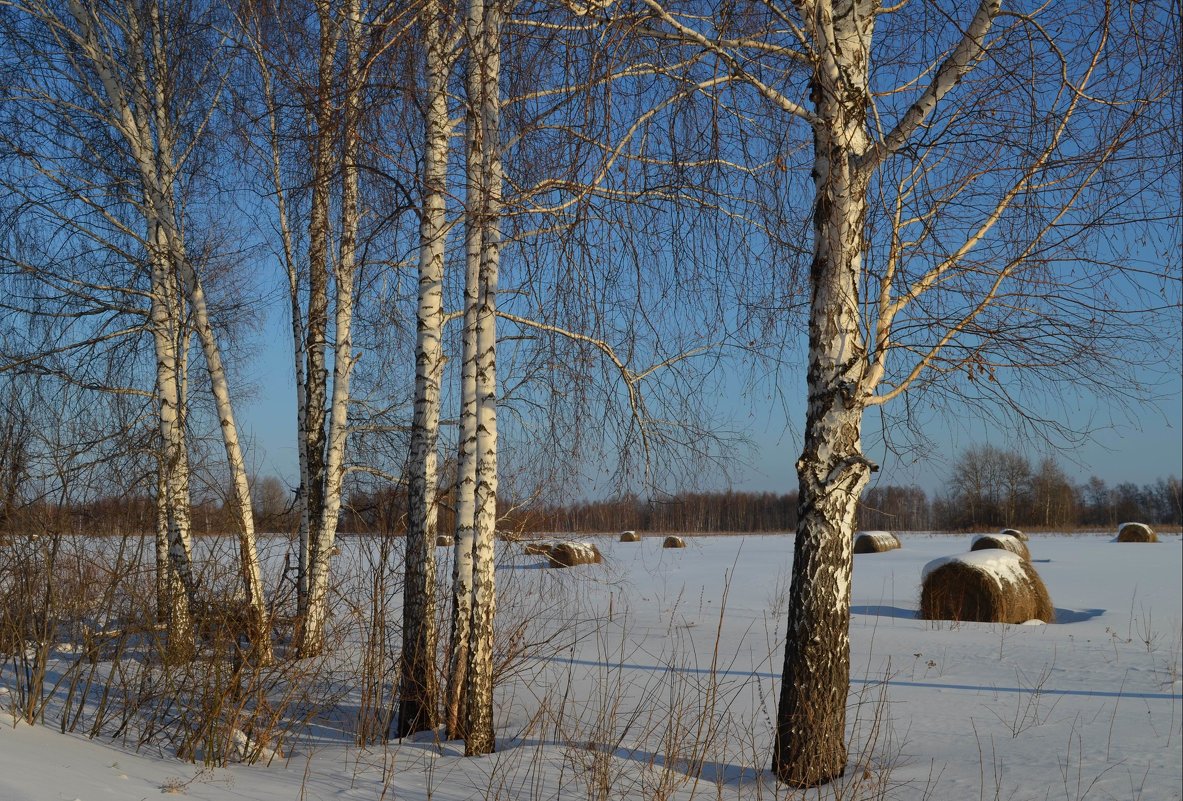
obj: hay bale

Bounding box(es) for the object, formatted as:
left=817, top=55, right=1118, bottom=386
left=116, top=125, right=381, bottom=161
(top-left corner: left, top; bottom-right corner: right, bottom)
left=853, top=531, right=901, bottom=554
left=1115, top=522, right=1158, bottom=543
left=522, top=540, right=557, bottom=556
left=970, top=533, right=1030, bottom=562
left=619, top=530, right=641, bottom=542
left=1000, top=528, right=1028, bottom=542
left=435, top=535, right=454, bottom=547
left=546, top=541, right=602, bottom=568
left=662, top=535, right=686, bottom=549
left=920, top=551, right=1054, bottom=624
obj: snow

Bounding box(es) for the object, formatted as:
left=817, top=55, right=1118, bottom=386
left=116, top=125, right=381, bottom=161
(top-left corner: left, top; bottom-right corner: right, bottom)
left=922, top=547, right=1028, bottom=585
left=2, top=532, right=1180, bottom=800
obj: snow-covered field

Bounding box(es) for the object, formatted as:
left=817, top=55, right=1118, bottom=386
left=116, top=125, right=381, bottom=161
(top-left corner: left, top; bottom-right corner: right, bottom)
left=2, top=532, right=1180, bottom=800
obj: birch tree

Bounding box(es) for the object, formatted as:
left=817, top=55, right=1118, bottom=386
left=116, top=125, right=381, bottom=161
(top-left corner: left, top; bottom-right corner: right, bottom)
left=583, top=0, right=1176, bottom=785
left=1, top=0, right=279, bottom=657
left=396, top=0, right=454, bottom=740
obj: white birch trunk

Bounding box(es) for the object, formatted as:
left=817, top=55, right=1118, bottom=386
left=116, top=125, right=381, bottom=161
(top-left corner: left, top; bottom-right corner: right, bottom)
left=773, top=0, right=1001, bottom=785
left=397, top=0, right=449, bottom=739
left=446, top=166, right=481, bottom=741
left=773, top=0, right=875, bottom=786
left=462, top=0, right=501, bottom=757
left=295, top=0, right=339, bottom=655
left=301, top=0, right=362, bottom=656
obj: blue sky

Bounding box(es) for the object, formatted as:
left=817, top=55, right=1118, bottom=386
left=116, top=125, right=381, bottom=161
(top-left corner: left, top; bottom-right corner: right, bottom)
left=235, top=301, right=1182, bottom=498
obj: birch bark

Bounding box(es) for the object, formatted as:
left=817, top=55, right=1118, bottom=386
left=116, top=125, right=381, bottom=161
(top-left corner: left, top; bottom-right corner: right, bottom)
left=300, top=0, right=363, bottom=657
left=297, top=0, right=337, bottom=644
left=397, top=0, right=450, bottom=739
left=774, top=0, right=1000, bottom=786
left=462, top=0, right=501, bottom=757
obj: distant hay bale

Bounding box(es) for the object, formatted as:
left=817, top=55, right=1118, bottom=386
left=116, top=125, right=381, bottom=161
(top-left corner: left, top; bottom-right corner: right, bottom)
left=1000, top=528, right=1028, bottom=542
left=1116, top=522, right=1158, bottom=543
left=662, top=535, right=686, bottom=549
left=546, top=542, right=602, bottom=568
left=619, top=530, right=641, bottom=542
left=435, top=535, right=454, bottom=547
left=971, top=534, right=1030, bottom=562
left=920, top=551, right=1054, bottom=624
left=853, top=531, right=901, bottom=554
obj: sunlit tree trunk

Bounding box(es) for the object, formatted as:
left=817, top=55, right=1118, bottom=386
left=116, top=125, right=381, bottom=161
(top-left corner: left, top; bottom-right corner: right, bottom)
left=301, top=0, right=363, bottom=656
left=297, top=0, right=336, bottom=642
left=775, top=0, right=1000, bottom=786
left=445, top=160, right=480, bottom=742
left=462, top=0, right=501, bottom=757
left=397, top=0, right=450, bottom=739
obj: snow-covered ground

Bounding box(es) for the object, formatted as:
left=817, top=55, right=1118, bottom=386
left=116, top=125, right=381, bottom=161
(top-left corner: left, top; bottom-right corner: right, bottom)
left=2, top=532, right=1180, bottom=800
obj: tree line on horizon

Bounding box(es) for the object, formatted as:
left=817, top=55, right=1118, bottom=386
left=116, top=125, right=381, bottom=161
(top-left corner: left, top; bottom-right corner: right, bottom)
left=5, top=447, right=1177, bottom=537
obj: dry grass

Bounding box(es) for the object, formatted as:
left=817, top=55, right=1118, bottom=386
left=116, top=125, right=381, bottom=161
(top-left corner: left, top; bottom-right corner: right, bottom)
left=1116, top=523, right=1158, bottom=543
left=853, top=531, right=901, bottom=554
left=971, top=533, right=1031, bottom=561
left=921, top=556, right=1055, bottom=624
left=1000, top=527, right=1028, bottom=542
left=435, top=535, right=454, bottom=547
left=618, top=530, right=641, bottom=542
left=662, top=536, right=686, bottom=549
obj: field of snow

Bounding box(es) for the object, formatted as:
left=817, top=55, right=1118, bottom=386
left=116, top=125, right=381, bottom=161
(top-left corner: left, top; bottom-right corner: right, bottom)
left=2, top=532, right=1180, bottom=800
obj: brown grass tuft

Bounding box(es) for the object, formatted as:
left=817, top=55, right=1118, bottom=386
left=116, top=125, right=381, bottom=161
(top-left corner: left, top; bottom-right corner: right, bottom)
left=662, top=535, right=686, bottom=549
left=971, top=534, right=1030, bottom=561
left=853, top=531, right=901, bottom=554
left=921, top=555, right=1054, bottom=624
left=1000, top=528, right=1028, bottom=542
left=1116, top=523, right=1158, bottom=543
left=522, top=541, right=555, bottom=556
left=619, top=530, right=641, bottom=542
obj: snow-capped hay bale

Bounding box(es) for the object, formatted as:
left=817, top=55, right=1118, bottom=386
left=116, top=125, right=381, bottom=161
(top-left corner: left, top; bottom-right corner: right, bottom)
left=1000, top=527, right=1028, bottom=542
left=435, top=535, right=454, bottom=547
left=546, top=541, right=602, bottom=568
left=662, top=535, right=686, bottom=549
left=971, top=533, right=1031, bottom=562
left=619, top=530, right=641, bottom=542
left=522, top=540, right=557, bottom=556
left=920, top=551, right=1054, bottom=624
left=1116, top=522, right=1158, bottom=543
left=853, top=531, right=901, bottom=554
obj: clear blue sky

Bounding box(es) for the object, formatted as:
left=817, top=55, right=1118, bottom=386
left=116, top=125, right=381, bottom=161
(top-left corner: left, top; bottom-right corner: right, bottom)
left=235, top=301, right=1182, bottom=498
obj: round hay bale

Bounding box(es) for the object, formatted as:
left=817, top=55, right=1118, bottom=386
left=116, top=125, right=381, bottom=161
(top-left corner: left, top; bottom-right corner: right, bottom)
left=435, top=535, right=454, bottom=547
left=853, top=531, right=901, bottom=554
left=1000, top=528, right=1028, bottom=542
left=662, top=535, right=686, bottom=549
left=546, top=541, right=602, bottom=568
left=970, top=533, right=1030, bottom=562
left=1115, top=522, right=1157, bottom=543
left=920, top=551, right=1054, bottom=624
left=619, top=530, right=641, bottom=542
left=522, top=540, right=557, bottom=556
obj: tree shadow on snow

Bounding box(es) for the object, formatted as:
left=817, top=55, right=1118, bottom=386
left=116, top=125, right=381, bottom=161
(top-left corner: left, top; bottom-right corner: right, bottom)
left=850, top=604, right=916, bottom=619
left=1052, top=607, right=1106, bottom=623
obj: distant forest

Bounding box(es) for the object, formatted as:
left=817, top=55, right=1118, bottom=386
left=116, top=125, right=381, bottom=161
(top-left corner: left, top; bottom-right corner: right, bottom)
left=4, top=446, right=1178, bottom=536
